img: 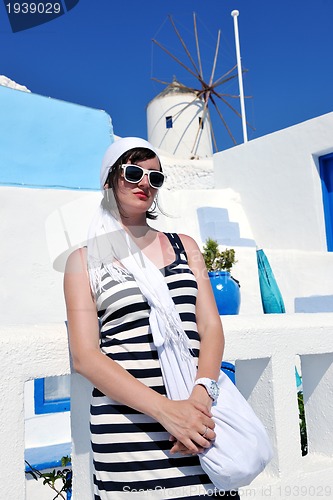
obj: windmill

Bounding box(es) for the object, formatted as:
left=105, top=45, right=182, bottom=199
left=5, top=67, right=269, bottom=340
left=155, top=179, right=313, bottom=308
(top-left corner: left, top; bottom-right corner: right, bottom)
left=148, top=13, right=252, bottom=158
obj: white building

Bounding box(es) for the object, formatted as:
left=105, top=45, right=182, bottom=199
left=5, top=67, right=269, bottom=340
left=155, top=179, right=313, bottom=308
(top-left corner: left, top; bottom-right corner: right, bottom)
left=1, top=81, right=333, bottom=498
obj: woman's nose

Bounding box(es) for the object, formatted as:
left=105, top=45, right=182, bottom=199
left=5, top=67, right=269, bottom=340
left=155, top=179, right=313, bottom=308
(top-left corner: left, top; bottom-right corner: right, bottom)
left=138, top=173, right=149, bottom=188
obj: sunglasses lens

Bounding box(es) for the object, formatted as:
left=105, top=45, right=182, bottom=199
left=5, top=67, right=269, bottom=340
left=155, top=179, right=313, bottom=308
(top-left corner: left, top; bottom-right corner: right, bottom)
left=123, top=165, right=165, bottom=188
left=124, top=165, right=143, bottom=183
left=149, top=171, right=164, bottom=188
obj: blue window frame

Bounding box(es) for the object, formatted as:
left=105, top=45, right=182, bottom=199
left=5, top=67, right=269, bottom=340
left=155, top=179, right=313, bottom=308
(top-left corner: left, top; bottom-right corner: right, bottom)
left=319, top=152, right=333, bottom=251
left=166, top=116, right=173, bottom=129
left=34, top=376, right=71, bottom=414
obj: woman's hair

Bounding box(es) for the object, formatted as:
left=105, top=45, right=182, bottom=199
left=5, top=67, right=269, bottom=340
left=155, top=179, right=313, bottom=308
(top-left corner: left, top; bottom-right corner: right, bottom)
left=105, top=147, right=162, bottom=220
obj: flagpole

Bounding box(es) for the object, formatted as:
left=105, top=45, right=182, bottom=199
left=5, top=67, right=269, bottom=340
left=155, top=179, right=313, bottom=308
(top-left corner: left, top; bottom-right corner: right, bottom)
left=231, top=10, right=248, bottom=143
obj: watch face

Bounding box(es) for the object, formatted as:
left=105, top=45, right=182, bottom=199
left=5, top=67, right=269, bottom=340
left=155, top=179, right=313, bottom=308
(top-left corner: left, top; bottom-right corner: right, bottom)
left=210, top=380, right=220, bottom=400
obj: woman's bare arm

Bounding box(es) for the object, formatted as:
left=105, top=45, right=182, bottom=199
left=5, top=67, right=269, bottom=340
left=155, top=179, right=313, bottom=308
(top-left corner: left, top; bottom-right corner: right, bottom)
left=64, top=247, right=215, bottom=453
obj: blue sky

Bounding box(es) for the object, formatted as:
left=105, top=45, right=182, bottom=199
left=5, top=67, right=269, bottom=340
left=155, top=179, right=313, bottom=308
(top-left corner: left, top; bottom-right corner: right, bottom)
left=1, top=0, right=333, bottom=152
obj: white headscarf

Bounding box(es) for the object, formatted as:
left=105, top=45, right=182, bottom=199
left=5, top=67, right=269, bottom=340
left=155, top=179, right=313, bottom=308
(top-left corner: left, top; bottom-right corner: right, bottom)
left=88, top=136, right=160, bottom=287
left=99, top=137, right=158, bottom=190
left=87, top=138, right=194, bottom=373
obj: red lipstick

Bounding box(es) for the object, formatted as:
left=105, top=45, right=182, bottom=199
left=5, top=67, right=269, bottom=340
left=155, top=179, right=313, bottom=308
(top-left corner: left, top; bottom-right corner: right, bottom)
left=134, top=192, right=148, bottom=200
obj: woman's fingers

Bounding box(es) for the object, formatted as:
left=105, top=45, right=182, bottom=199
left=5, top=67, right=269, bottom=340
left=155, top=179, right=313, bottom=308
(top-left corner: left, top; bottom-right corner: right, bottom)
left=158, top=399, right=216, bottom=454
left=170, top=440, right=205, bottom=455
left=195, top=424, right=216, bottom=448
left=200, top=423, right=216, bottom=441
left=169, top=420, right=216, bottom=456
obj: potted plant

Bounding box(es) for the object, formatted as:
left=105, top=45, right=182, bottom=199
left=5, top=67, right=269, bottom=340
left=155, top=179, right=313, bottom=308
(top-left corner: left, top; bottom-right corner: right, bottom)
left=25, top=455, right=72, bottom=500
left=202, top=237, right=241, bottom=315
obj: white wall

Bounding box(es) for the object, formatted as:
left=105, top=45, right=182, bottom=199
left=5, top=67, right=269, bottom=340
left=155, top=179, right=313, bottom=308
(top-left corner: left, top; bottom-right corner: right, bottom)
left=260, top=249, right=333, bottom=314
left=0, top=186, right=98, bottom=325
left=0, top=185, right=262, bottom=327
left=158, top=152, right=214, bottom=190
left=1, top=315, right=329, bottom=499
left=155, top=188, right=262, bottom=315
left=214, top=112, right=333, bottom=252
left=212, top=112, right=333, bottom=313
left=0, top=324, right=71, bottom=500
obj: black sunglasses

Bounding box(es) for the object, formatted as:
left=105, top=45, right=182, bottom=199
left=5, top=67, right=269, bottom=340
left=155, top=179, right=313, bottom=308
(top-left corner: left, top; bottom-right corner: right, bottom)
left=121, top=164, right=165, bottom=189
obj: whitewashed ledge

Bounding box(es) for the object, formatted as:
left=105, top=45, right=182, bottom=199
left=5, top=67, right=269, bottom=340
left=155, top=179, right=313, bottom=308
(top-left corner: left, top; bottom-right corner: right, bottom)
left=1, top=313, right=333, bottom=499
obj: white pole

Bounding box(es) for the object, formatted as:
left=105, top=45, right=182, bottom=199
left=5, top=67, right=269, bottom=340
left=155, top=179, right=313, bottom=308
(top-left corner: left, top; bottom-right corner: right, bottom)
left=231, top=10, right=248, bottom=143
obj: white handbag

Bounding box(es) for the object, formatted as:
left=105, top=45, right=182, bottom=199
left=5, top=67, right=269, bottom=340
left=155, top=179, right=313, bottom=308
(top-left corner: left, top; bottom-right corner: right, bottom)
left=156, top=342, right=273, bottom=491
left=198, top=369, right=273, bottom=490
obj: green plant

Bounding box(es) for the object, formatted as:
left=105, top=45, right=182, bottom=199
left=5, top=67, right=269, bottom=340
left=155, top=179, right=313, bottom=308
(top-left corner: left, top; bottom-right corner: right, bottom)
left=297, top=391, right=308, bottom=456
left=202, top=237, right=237, bottom=272
left=25, top=455, right=72, bottom=499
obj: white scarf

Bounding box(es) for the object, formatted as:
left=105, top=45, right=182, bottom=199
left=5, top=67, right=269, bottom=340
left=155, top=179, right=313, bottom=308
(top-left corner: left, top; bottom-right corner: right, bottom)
left=87, top=200, right=197, bottom=398
left=87, top=136, right=197, bottom=398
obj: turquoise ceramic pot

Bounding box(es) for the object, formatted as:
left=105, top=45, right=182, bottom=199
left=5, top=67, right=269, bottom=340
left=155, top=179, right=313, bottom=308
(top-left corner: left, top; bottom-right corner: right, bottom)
left=208, top=270, right=241, bottom=315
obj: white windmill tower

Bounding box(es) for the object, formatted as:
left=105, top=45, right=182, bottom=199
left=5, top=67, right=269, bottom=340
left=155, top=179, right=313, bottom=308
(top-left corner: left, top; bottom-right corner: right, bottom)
left=147, top=13, right=251, bottom=159
left=147, top=78, right=213, bottom=159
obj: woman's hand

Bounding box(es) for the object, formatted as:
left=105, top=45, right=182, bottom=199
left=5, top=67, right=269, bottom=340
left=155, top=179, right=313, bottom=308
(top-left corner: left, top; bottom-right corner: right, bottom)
left=189, top=383, right=214, bottom=410
left=157, top=398, right=216, bottom=455
left=168, top=385, right=216, bottom=455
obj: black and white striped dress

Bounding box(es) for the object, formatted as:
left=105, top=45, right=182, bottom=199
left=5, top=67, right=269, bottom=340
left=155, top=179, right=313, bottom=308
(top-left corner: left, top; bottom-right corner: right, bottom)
left=90, top=233, right=220, bottom=499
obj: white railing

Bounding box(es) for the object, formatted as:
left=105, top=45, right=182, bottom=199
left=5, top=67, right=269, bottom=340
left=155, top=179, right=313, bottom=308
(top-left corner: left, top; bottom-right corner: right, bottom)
left=1, top=314, right=333, bottom=499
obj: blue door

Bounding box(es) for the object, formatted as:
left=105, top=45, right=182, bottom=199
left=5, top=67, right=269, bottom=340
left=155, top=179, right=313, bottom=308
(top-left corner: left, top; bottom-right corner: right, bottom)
left=319, top=153, right=333, bottom=251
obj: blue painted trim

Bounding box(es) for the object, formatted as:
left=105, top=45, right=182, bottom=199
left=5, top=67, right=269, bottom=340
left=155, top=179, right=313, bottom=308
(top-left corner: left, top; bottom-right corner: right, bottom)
left=319, top=152, right=333, bottom=251
left=0, top=182, right=99, bottom=191
left=34, top=379, right=70, bottom=414
left=25, top=442, right=71, bottom=472
left=221, top=361, right=236, bottom=384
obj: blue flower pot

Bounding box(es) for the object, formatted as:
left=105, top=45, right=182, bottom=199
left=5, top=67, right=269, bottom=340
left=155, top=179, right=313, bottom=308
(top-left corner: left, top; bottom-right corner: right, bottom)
left=208, top=270, right=241, bottom=315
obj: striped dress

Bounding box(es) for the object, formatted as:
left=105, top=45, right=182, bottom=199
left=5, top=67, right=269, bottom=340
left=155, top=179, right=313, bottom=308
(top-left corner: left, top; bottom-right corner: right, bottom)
left=90, top=233, right=230, bottom=499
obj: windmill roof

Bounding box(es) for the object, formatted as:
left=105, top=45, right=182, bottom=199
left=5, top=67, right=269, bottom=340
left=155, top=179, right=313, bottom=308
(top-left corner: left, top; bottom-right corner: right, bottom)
left=150, top=78, right=200, bottom=102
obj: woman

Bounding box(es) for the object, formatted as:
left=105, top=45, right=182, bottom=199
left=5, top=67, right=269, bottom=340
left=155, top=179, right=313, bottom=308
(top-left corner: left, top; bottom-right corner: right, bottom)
left=64, top=137, right=239, bottom=499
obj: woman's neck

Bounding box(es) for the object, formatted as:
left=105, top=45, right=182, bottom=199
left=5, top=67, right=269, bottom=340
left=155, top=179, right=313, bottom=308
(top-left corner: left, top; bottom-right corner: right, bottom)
left=120, top=215, right=153, bottom=239
left=119, top=215, right=161, bottom=260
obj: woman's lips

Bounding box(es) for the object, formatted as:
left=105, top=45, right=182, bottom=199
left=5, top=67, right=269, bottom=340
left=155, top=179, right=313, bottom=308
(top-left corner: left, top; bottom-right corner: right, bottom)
left=134, top=192, right=148, bottom=200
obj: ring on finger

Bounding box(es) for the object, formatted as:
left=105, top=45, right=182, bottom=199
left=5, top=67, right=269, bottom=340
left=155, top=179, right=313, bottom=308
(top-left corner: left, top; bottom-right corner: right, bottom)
left=202, top=425, right=209, bottom=438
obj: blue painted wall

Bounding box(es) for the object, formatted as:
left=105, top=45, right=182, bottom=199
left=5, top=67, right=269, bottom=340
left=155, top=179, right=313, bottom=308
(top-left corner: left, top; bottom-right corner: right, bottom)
left=0, top=86, right=114, bottom=190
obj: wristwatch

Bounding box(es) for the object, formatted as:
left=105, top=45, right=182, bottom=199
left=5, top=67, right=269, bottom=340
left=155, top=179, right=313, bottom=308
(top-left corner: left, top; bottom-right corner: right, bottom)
left=194, top=377, right=220, bottom=402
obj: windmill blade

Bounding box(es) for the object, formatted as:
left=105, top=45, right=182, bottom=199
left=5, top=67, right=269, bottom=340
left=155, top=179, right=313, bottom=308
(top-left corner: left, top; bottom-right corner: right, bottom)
left=210, top=95, right=237, bottom=145
left=210, top=73, right=240, bottom=102
left=151, top=13, right=253, bottom=151
left=168, top=15, right=201, bottom=79
left=193, top=12, right=204, bottom=81
left=212, top=67, right=248, bottom=92
left=208, top=29, right=221, bottom=87
left=217, top=93, right=253, bottom=99
left=151, top=77, right=173, bottom=86
left=208, top=109, right=218, bottom=153
left=190, top=90, right=211, bottom=155
left=202, top=103, right=218, bottom=153
left=212, top=73, right=238, bottom=92
left=211, top=64, right=238, bottom=89
left=216, top=94, right=243, bottom=119
left=152, top=38, right=203, bottom=82
left=169, top=92, right=204, bottom=122
left=215, top=93, right=256, bottom=131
